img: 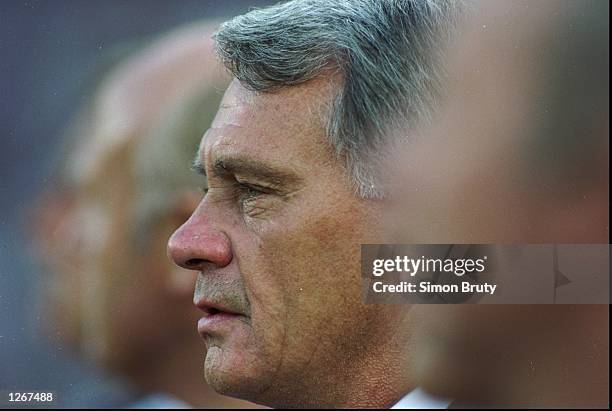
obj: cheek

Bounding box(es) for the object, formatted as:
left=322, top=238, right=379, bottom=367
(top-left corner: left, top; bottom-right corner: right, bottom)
left=226, top=169, right=384, bottom=372
left=237, top=238, right=290, bottom=361
left=211, top=222, right=292, bottom=384
left=240, top=202, right=370, bottom=364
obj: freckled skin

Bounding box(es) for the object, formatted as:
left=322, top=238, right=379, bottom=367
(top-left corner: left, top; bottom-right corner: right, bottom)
left=168, top=79, right=415, bottom=408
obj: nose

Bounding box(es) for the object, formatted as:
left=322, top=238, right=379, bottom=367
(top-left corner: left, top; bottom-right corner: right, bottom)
left=167, top=211, right=232, bottom=271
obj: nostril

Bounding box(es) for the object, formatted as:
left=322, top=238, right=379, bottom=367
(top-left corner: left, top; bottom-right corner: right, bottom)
left=185, top=258, right=206, bottom=269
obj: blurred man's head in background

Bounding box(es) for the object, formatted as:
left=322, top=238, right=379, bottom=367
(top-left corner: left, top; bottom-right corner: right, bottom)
left=388, top=0, right=608, bottom=244
left=168, top=0, right=461, bottom=408
left=32, top=21, right=259, bottom=408
left=392, top=0, right=608, bottom=407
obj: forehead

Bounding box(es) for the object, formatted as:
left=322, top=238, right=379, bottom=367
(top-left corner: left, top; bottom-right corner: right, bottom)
left=200, top=79, right=335, bottom=170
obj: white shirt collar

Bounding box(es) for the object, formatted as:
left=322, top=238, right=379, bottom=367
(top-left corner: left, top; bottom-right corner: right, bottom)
left=391, top=387, right=452, bottom=409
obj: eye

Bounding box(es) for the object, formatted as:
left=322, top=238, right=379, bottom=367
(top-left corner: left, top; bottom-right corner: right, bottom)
left=237, top=182, right=264, bottom=201
left=236, top=182, right=272, bottom=219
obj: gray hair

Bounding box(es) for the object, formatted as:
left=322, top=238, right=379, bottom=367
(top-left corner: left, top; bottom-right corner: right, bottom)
left=214, top=0, right=462, bottom=198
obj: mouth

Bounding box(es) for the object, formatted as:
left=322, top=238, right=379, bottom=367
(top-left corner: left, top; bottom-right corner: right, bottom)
left=195, top=298, right=248, bottom=336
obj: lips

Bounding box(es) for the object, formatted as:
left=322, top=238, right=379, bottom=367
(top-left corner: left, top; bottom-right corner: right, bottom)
left=194, top=298, right=247, bottom=336
left=195, top=298, right=243, bottom=316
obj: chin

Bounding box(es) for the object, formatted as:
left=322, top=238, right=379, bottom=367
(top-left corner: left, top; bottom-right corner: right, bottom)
left=204, top=345, right=269, bottom=400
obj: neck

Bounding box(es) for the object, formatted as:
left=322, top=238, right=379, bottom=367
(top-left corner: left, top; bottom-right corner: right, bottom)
left=270, top=306, right=415, bottom=408
left=338, top=313, right=415, bottom=408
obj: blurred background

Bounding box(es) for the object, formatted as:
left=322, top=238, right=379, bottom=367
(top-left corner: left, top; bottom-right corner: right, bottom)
left=0, top=1, right=274, bottom=407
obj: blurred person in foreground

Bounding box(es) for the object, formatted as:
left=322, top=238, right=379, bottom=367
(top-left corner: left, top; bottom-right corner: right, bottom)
left=33, top=21, right=258, bottom=408
left=387, top=0, right=608, bottom=408
left=167, top=0, right=463, bottom=408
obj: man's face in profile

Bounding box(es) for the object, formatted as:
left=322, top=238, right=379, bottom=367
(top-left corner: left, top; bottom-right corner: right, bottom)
left=168, top=79, right=391, bottom=405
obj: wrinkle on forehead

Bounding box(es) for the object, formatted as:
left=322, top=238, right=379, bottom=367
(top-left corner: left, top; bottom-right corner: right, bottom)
left=212, top=77, right=338, bottom=129
left=211, top=80, right=256, bottom=129
left=198, top=126, right=245, bottom=163
left=210, top=101, right=249, bottom=130
left=198, top=77, right=341, bottom=178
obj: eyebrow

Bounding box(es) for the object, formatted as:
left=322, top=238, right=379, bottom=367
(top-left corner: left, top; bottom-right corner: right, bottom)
left=192, top=154, right=300, bottom=186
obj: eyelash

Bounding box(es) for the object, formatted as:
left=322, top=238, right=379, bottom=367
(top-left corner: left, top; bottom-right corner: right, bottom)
left=237, top=182, right=264, bottom=201
left=200, top=182, right=264, bottom=200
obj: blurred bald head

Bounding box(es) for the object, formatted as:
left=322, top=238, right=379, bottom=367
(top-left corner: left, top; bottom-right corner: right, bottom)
left=36, top=20, right=230, bottom=367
